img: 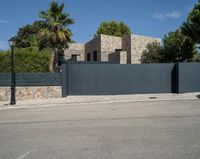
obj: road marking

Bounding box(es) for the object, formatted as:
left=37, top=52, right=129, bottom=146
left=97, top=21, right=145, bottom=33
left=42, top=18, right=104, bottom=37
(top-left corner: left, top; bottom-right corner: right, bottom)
left=17, top=149, right=36, bottom=159
left=0, top=97, right=198, bottom=110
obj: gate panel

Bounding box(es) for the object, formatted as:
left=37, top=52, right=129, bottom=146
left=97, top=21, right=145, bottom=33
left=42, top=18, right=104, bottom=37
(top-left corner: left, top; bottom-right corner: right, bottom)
left=62, top=63, right=175, bottom=96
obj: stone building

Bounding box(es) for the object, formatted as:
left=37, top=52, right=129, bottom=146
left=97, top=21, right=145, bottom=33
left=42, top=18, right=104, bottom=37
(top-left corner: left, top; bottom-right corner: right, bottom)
left=64, top=34, right=161, bottom=64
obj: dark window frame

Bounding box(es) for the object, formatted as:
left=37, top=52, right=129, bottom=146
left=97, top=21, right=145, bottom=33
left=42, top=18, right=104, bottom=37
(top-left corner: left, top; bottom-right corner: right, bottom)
left=93, top=51, right=98, bottom=61
left=71, top=54, right=79, bottom=61
left=87, top=53, right=91, bottom=61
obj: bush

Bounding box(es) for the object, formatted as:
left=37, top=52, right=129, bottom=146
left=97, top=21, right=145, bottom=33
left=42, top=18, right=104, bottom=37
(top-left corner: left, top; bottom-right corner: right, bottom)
left=0, top=48, right=51, bottom=72
left=192, top=53, right=200, bottom=62
left=141, top=42, right=163, bottom=63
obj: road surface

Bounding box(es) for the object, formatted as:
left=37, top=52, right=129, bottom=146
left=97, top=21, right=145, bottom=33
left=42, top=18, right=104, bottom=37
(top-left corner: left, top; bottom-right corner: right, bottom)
left=0, top=99, right=200, bottom=159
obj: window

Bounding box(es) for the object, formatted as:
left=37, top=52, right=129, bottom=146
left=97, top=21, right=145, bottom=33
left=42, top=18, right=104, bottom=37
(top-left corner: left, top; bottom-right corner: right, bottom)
left=71, top=54, right=78, bottom=61
left=93, top=51, right=97, bottom=61
left=115, top=49, right=122, bottom=52
left=87, top=53, right=91, bottom=61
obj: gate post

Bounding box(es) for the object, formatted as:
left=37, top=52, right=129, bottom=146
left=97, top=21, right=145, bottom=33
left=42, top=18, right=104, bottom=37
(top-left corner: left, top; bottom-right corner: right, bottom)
left=175, top=63, right=179, bottom=93
left=61, top=62, right=68, bottom=97
left=171, top=63, right=179, bottom=93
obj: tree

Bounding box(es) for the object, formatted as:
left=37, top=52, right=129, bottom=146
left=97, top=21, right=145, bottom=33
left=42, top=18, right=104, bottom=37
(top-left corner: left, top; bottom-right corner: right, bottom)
left=141, top=42, right=164, bottom=63
left=163, top=29, right=196, bottom=62
left=181, top=0, right=200, bottom=43
left=38, top=1, right=74, bottom=72
left=192, top=53, right=200, bottom=62
left=95, top=21, right=131, bottom=37
left=14, top=21, right=47, bottom=49
left=142, top=30, right=196, bottom=63
left=27, top=35, right=40, bottom=51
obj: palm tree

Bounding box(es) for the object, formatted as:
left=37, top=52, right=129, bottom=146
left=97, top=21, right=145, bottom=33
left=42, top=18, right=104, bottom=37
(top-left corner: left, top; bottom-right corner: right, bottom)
left=38, top=1, right=74, bottom=72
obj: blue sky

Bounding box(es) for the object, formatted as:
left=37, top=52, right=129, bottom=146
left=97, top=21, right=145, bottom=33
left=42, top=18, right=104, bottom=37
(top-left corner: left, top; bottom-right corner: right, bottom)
left=0, top=0, right=197, bottom=50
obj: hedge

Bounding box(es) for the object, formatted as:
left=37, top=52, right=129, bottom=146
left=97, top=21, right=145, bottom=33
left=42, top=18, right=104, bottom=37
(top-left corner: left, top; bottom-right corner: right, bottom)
left=0, top=49, right=51, bottom=72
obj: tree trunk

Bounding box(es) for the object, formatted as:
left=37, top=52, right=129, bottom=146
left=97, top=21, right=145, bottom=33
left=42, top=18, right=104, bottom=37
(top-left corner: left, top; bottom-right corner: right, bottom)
left=49, top=49, right=56, bottom=72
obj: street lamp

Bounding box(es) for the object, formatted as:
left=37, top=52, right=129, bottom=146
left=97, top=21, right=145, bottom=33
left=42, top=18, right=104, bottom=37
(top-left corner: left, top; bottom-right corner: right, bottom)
left=8, top=38, right=16, bottom=105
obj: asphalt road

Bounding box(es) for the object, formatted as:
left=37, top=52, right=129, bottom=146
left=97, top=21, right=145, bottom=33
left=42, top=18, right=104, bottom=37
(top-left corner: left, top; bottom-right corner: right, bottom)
left=0, top=99, right=200, bottom=159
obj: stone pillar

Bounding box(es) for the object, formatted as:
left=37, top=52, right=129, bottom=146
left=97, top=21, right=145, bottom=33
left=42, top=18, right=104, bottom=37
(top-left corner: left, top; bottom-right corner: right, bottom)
left=119, top=51, right=127, bottom=64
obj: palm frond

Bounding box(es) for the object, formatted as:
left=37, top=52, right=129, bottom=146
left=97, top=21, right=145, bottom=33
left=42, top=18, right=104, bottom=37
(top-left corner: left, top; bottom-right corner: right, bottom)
left=57, top=31, right=66, bottom=41
left=38, top=1, right=74, bottom=48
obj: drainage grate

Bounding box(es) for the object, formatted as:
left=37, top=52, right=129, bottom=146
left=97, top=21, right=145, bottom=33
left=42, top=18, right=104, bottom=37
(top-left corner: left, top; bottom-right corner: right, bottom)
left=149, top=97, right=157, bottom=99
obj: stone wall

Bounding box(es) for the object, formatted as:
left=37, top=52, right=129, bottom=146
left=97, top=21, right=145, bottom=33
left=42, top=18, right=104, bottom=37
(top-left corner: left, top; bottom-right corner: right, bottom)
left=85, top=36, right=101, bottom=61
left=85, top=35, right=122, bottom=62
left=0, top=86, right=62, bottom=101
left=64, top=34, right=161, bottom=64
left=100, top=34, right=122, bottom=62
left=64, top=43, right=85, bottom=61
left=122, top=35, right=132, bottom=64
left=130, top=35, right=161, bottom=63
left=108, top=51, right=127, bottom=64
left=119, top=51, right=127, bottom=64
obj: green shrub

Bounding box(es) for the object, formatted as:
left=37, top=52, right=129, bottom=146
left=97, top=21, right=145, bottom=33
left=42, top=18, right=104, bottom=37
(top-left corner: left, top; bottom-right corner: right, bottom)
left=0, top=48, right=51, bottom=72
left=192, top=53, right=200, bottom=62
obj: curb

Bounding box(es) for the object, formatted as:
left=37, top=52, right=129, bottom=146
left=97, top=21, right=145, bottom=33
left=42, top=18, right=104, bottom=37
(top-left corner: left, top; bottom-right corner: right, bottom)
left=0, top=96, right=199, bottom=110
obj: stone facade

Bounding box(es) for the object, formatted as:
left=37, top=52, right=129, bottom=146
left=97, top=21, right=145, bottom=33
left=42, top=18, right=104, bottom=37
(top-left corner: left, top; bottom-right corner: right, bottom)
left=0, top=86, right=61, bottom=101
left=119, top=51, right=127, bottom=64
left=130, top=35, right=161, bottom=63
left=122, top=35, right=132, bottom=63
left=85, top=36, right=101, bottom=61
left=108, top=51, right=127, bottom=64
left=64, top=34, right=161, bottom=64
left=64, top=43, right=85, bottom=61
left=84, top=35, right=122, bottom=62
left=100, top=35, right=122, bottom=62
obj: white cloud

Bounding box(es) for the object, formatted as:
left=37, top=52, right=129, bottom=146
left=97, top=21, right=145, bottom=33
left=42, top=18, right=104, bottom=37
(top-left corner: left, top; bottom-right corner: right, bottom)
left=0, top=20, right=11, bottom=24
left=153, top=11, right=182, bottom=20
left=0, top=41, right=9, bottom=50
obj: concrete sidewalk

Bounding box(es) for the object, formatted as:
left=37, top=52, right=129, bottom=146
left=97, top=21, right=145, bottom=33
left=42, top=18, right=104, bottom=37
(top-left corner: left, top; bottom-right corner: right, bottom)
left=0, top=92, right=200, bottom=108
